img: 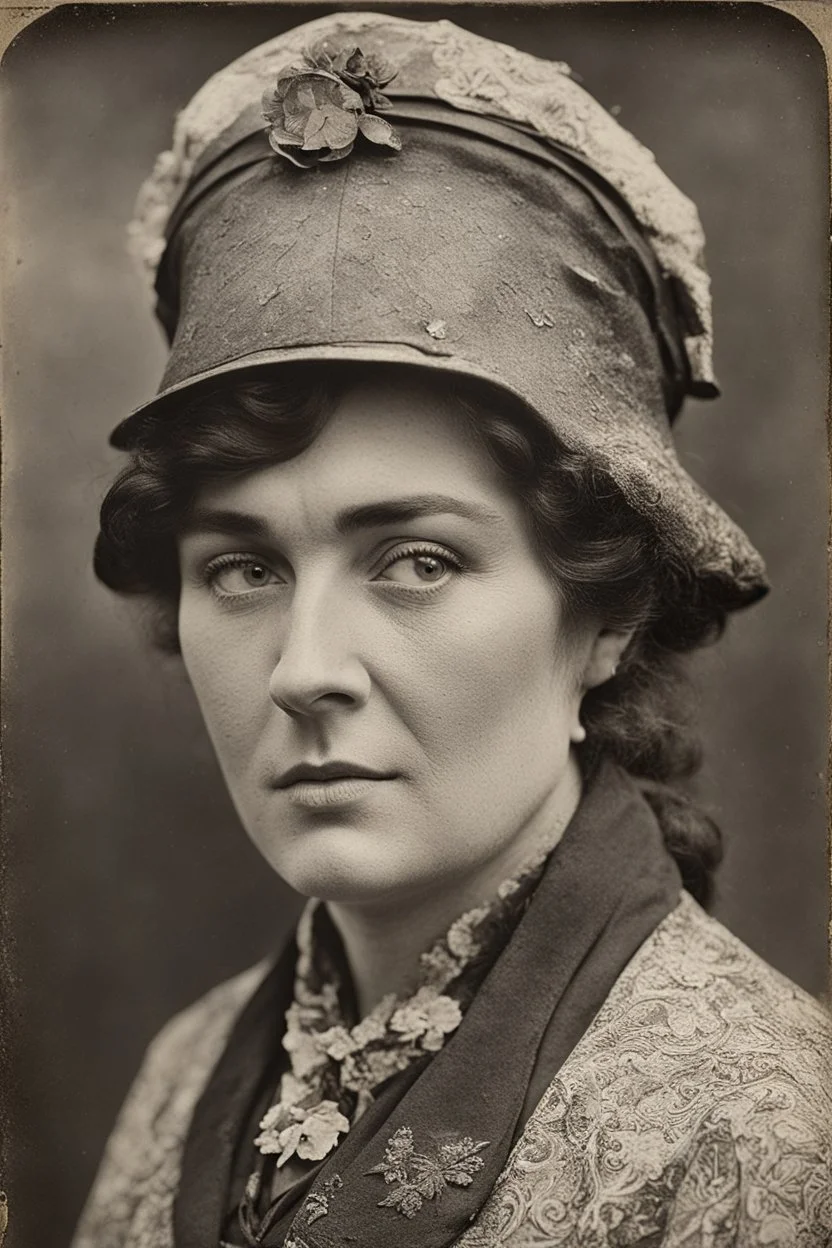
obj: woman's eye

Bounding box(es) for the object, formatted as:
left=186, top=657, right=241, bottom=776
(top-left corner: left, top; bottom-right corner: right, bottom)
left=376, top=548, right=458, bottom=587
left=207, top=558, right=281, bottom=595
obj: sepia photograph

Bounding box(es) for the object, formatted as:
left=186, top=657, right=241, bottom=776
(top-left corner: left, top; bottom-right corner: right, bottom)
left=2, top=3, right=831, bottom=1246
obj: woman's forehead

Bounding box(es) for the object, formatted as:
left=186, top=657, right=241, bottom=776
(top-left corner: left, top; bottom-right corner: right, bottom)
left=184, top=377, right=518, bottom=536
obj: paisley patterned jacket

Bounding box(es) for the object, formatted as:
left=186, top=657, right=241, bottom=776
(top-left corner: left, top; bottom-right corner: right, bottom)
left=72, top=893, right=832, bottom=1248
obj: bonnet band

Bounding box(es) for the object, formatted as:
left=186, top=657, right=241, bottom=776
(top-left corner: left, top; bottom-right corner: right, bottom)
left=156, top=96, right=694, bottom=416
left=117, top=13, right=769, bottom=609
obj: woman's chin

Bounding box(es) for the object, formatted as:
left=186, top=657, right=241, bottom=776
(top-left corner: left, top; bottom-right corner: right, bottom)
left=252, top=824, right=428, bottom=904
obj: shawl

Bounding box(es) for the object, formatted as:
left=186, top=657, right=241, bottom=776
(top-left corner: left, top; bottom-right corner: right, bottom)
left=71, top=771, right=832, bottom=1248
left=226, top=836, right=556, bottom=1241
left=172, top=762, right=682, bottom=1248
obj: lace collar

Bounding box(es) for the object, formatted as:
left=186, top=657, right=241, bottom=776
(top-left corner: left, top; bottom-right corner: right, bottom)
left=253, top=841, right=556, bottom=1170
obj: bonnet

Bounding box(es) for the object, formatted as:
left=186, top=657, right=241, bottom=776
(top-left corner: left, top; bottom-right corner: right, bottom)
left=115, top=10, right=768, bottom=609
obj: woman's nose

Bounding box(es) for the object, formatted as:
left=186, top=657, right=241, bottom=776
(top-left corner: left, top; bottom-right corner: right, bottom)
left=268, top=588, right=371, bottom=717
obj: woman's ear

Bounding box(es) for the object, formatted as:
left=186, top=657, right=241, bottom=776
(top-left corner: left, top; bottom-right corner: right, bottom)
left=580, top=627, right=635, bottom=692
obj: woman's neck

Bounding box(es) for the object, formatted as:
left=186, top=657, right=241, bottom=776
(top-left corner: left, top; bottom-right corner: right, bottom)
left=325, top=758, right=583, bottom=1018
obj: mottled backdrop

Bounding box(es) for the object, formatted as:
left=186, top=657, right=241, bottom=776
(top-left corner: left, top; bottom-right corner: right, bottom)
left=2, top=4, right=828, bottom=1246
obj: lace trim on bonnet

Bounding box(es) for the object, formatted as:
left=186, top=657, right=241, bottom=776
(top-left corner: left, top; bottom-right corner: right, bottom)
left=128, top=11, right=715, bottom=390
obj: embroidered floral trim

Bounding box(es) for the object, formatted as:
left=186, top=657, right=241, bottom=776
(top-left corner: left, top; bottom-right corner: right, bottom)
left=262, top=41, right=400, bottom=168
left=253, top=835, right=555, bottom=1170
left=255, top=1097, right=349, bottom=1166
left=70, top=895, right=832, bottom=1248
left=301, top=1174, right=343, bottom=1225
left=367, top=1126, right=490, bottom=1218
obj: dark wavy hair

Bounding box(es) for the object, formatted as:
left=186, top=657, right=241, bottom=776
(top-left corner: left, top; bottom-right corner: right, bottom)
left=95, top=365, right=727, bottom=904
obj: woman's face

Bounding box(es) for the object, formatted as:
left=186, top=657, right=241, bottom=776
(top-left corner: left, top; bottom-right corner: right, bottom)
left=177, top=374, right=611, bottom=904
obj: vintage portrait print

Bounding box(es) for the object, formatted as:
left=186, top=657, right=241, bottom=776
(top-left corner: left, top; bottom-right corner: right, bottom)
left=2, top=3, right=831, bottom=1246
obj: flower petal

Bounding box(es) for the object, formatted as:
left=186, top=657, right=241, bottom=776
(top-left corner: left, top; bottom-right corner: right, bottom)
left=279, top=1071, right=310, bottom=1106
left=276, top=64, right=301, bottom=92
left=334, top=81, right=364, bottom=112
left=273, top=145, right=321, bottom=169
left=295, top=1101, right=351, bottom=1161
left=295, top=81, right=321, bottom=111
left=318, top=142, right=355, bottom=163
left=369, top=90, right=393, bottom=111
left=320, top=1025, right=357, bottom=1061
left=276, top=1121, right=304, bottom=1167
left=268, top=127, right=304, bottom=150
left=323, top=109, right=360, bottom=149
left=262, top=87, right=284, bottom=121
left=258, top=1103, right=284, bottom=1133
left=302, top=107, right=330, bottom=148
left=301, top=106, right=358, bottom=152
left=357, top=113, right=402, bottom=150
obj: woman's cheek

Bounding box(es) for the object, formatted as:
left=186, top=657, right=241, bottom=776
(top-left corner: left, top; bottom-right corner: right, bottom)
left=399, top=578, right=569, bottom=761
left=179, top=603, right=273, bottom=765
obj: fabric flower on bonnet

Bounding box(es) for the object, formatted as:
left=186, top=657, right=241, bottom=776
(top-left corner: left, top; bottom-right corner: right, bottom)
left=263, top=42, right=401, bottom=168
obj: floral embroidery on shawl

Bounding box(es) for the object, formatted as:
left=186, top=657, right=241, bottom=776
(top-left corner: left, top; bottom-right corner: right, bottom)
left=300, top=1174, right=343, bottom=1225
left=253, top=842, right=554, bottom=1170
left=367, top=1127, right=490, bottom=1219
left=70, top=895, right=832, bottom=1248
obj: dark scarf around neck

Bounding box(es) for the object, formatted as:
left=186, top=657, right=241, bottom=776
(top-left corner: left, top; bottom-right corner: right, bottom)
left=174, top=761, right=682, bottom=1248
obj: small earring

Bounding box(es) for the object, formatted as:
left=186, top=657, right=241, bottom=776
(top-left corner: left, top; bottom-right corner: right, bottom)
left=571, top=720, right=587, bottom=744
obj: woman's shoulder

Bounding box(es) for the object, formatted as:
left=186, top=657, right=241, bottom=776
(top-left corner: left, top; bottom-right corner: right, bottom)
left=140, top=957, right=272, bottom=1082
left=460, top=894, right=832, bottom=1248
left=575, top=891, right=832, bottom=1174
left=107, top=957, right=273, bottom=1175
left=71, top=960, right=271, bottom=1248
left=611, top=889, right=831, bottom=1050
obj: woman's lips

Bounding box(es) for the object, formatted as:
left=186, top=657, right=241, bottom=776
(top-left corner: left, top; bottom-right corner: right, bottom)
left=281, top=776, right=393, bottom=808
left=273, top=762, right=397, bottom=808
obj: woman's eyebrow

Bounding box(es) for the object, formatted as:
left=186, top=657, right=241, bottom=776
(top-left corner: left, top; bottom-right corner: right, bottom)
left=180, top=495, right=504, bottom=540
left=335, top=494, right=504, bottom=534
left=180, top=508, right=272, bottom=539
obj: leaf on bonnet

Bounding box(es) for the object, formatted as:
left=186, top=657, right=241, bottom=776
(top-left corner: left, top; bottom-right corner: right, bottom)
left=318, top=142, right=355, bottom=163
left=357, top=113, right=402, bottom=150
left=340, top=46, right=366, bottom=76
left=332, top=79, right=365, bottom=112
left=268, top=128, right=304, bottom=152
left=366, top=54, right=397, bottom=87
left=274, top=145, right=322, bottom=169
left=304, top=1192, right=329, bottom=1225
left=440, top=1139, right=489, bottom=1187
left=304, top=41, right=335, bottom=72
left=276, top=63, right=303, bottom=91
left=262, top=87, right=283, bottom=120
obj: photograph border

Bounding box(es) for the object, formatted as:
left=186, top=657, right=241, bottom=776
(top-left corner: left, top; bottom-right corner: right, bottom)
left=1, top=2, right=830, bottom=1242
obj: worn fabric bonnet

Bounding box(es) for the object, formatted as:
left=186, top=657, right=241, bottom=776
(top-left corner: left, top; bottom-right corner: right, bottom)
left=117, top=10, right=768, bottom=609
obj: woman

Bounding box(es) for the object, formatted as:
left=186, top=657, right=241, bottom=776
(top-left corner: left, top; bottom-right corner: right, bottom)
left=72, top=11, right=831, bottom=1248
